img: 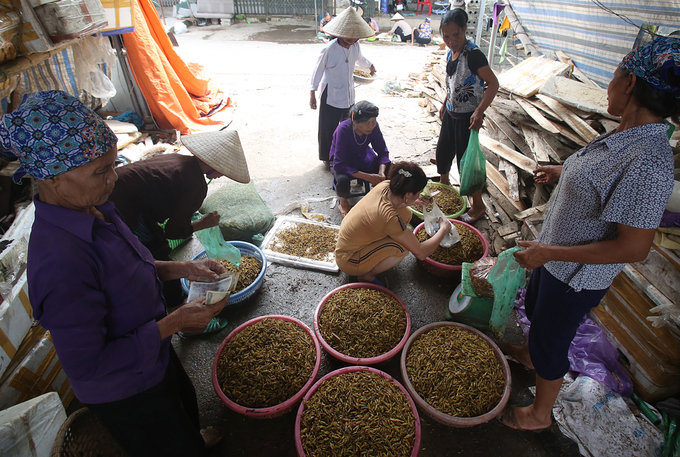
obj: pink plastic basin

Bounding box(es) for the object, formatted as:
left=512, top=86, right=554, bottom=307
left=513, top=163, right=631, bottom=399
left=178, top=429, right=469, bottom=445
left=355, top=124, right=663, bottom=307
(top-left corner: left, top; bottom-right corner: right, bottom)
left=314, top=282, right=412, bottom=365
left=212, top=315, right=321, bottom=419
left=400, top=321, right=511, bottom=427
left=413, top=219, right=489, bottom=277
left=294, top=365, right=421, bottom=457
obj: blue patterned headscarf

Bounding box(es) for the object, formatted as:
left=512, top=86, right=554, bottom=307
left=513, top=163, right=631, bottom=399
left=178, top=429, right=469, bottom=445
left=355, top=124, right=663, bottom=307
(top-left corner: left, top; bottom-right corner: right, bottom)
left=620, top=36, right=680, bottom=96
left=0, top=91, right=117, bottom=183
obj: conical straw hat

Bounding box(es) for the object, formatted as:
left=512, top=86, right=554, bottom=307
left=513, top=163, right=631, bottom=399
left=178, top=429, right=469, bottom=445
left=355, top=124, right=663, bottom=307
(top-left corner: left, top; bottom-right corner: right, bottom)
left=391, top=12, right=405, bottom=20
left=323, top=7, right=375, bottom=39
left=181, top=130, right=250, bottom=183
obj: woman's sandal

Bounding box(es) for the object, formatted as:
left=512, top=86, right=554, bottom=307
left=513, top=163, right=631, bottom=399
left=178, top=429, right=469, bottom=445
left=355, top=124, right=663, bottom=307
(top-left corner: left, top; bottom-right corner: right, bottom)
left=497, top=405, right=552, bottom=433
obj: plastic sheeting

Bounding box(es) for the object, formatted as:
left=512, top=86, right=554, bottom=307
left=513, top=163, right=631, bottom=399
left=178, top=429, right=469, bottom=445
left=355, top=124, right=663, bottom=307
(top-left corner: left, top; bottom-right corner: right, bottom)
left=122, top=0, right=233, bottom=133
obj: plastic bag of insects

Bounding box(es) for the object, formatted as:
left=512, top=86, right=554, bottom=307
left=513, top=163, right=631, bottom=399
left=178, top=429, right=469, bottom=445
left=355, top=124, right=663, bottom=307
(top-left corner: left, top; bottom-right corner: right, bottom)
left=461, top=257, right=496, bottom=298
left=423, top=201, right=460, bottom=248
left=195, top=224, right=241, bottom=267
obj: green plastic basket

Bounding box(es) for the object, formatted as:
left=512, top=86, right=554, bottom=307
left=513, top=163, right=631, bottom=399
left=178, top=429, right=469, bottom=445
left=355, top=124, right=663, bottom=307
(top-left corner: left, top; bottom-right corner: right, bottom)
left=409, top=182, right=467, bottom=220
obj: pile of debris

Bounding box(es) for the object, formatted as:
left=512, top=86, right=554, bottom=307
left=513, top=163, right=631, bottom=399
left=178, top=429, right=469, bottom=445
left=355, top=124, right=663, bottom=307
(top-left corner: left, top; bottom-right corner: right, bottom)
left=403, top=51, right=626, bottom=255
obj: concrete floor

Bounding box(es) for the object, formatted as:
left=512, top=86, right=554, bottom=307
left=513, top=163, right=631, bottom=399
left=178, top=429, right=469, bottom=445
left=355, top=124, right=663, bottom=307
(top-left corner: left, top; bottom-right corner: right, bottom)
left=147, top=13, right=578, bottom=456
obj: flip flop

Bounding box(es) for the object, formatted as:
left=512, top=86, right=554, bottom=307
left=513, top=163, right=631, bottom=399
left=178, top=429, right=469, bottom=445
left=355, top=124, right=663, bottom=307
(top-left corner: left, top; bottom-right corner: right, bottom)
left=182, top=316, right=228, bottom=337
left=459, top=212, right=484, bottom=225
left=497, top=405, right=552, bottom=433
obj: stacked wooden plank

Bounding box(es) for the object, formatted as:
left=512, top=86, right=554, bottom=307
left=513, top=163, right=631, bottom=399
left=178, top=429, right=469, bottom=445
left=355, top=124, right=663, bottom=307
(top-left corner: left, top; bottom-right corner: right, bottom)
left=405, top=50, right=621, bottom=255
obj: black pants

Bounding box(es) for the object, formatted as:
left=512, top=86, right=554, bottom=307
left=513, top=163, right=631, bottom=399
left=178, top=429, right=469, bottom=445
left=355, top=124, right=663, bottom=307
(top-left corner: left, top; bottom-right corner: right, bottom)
left=394, top=27, right=412, bottom=42
left=86, top=347, right=207, bottom=457
left=333, top=162, right=391, bottom=198
left=435, top=110, right=473, bottom=175
left=318, top=87, right=350, bottom=162
left=413, top=29, right=431, bottom=45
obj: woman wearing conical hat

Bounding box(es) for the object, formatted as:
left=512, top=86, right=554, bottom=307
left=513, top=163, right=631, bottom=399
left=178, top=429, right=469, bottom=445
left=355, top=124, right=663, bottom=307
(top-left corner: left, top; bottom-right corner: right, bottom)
left=310, top=7, right=377, bottom=167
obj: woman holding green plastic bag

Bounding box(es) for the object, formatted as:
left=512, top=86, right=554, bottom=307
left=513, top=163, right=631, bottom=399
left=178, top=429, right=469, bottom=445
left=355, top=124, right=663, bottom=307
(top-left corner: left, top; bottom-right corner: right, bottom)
left=433, top=8, right=498, bottom=224
left=500, top=36, right=680, bottom=432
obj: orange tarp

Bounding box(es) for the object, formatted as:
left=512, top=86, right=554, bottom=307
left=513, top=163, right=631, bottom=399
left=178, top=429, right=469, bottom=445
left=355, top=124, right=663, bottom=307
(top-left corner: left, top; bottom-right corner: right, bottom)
left=122, top=0, right=233, bottom=134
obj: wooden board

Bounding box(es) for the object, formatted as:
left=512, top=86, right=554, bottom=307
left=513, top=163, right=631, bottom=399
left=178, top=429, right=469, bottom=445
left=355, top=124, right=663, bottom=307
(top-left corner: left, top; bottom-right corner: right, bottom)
left=486, top=162, right=527, bottom=212
left=479, top=134, right=536, bottom=173
left=514, top=97, right=561, bottom=134
left=539, top=75, right=614, bottom=119
left=486, top=107, right=531, bottom=157
left=498, top=159, right=519, bottom=202
left=497, top=56, right=570, bottom=97
left=555, top=50, right=600, bottom=89
left=520, top=124, right=550, bottom=164
left=535, top=94, right=598, bottom=144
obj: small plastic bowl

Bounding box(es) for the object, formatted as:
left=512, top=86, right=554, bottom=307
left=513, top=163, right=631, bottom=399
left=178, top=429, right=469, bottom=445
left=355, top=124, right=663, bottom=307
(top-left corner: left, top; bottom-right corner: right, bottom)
left=181, top=241, right=267, bottom=306
left=413, top=220, right=489, bottom=277
left=294, top=366, right=421, bottom=457
left=212, top=315, right=321, bottom=419
left=400, top=321, right=511, bottom=427
left=410, top=182, right=467, bottom=220
left=314, top=283, right=412, bottom=365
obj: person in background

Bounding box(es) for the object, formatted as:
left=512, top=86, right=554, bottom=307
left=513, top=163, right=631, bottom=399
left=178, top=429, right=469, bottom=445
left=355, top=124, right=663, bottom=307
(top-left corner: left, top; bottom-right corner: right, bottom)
left=1, top=91, right=228, bottom=457
left=310, top=7, right=377, bottom=167
left=108, top=130, right=250, bottom=313
left=319, top=12, right=334, bottom=42
left=364, top=16, right=379, bottom=35
left=320, top=11, right=332, bottom=33
left=330, top=101, right=391, bottom=217
left=388, top=12, right=412, bottom=42
left=434, top=8, right=499, bottom=224
left=501, top=36, right=680, bottom=432
left=412, top=16, right=433, bottom=46
left=335, top=161, right=451, bottom=286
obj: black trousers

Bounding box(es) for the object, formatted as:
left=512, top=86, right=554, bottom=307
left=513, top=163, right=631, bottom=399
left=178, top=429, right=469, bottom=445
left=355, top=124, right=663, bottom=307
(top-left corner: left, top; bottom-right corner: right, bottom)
left=333, top=162, right=391, bottom=198
left=318, top=87, right=350, bottom=162
left=435, top=110, right=473, bottom=175
left=413, top=29, right=431, bottom=45
left=394, top=27, right=412, bottom=42
left=86, top=347, right=207, bottom=457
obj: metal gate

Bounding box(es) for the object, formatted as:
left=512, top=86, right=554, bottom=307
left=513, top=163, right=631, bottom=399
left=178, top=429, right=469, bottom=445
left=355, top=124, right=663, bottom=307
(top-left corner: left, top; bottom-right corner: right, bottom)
left=235, top=0, right=328, bottom=16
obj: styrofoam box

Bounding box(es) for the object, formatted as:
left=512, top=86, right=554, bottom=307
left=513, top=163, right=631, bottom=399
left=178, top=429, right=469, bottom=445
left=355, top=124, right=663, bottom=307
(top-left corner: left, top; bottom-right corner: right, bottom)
left=0, top=392, right=66, bottom=457
left=0, top=329, right=73, bottom=411
left=260, top=216, right=340, bottom=273
left=0, top=272, right=32, bottom=380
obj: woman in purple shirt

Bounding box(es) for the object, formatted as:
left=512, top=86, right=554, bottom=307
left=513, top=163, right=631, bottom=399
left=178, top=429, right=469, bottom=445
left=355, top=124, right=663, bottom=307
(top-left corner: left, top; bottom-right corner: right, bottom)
left=0, top=91, right=228, bottom=456
left=330, top=101, right=391, bottom=216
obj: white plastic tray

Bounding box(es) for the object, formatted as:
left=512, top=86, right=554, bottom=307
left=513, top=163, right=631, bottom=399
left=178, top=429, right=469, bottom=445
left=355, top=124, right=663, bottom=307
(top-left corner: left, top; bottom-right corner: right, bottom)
left=260, top=216, right=340, bottom=273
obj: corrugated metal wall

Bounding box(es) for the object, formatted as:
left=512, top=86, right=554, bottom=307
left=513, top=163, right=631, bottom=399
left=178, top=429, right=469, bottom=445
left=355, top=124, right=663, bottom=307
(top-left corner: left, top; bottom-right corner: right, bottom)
left=508, top=0, right=680, bottom=87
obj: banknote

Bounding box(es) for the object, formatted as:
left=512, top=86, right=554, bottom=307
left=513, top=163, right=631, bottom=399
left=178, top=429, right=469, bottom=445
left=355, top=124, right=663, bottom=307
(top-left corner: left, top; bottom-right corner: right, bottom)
left=206, top=290, right=230, bottom=305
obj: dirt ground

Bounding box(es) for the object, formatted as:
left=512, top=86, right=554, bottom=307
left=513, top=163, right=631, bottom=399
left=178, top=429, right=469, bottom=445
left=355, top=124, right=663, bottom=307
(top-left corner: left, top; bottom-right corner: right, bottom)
left=143, top=14, right=581, bottom=457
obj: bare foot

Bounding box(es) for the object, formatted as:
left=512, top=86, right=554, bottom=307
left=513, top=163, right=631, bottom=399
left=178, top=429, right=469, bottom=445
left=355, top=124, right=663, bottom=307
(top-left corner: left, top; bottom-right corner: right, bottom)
left=514, top=406, right=552, bottom=430
left=339, top=198, right=351, bottom=217
left=499, top=405, right=552, bottom=431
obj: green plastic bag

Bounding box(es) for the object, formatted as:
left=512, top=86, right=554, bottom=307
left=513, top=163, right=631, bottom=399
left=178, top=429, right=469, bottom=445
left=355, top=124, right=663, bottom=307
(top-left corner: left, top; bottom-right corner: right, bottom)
left=194, top=224, right=241, bottom=267
left=488, top=247, right=526, bottom=339
left=459, top=129, right=486, bottom=197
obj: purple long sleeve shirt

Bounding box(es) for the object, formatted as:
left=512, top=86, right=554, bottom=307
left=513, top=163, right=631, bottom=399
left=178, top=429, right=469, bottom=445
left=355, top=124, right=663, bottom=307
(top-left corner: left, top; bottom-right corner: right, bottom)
left=329, top=119, right=391, bottom=176
left=28, top=197, right=170, bottom=404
